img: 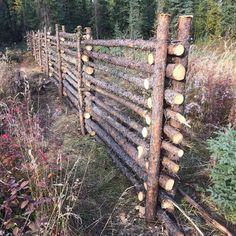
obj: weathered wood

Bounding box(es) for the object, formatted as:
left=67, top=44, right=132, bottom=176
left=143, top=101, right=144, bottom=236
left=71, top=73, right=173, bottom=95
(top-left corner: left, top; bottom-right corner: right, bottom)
left=82, top=39, right=155, bottom=50
left=165, top=109, right=187, bottom=125
left=108, top=150, right=143, bottom=191
left=168, top=43, right=185, bottom=56
left=84, top=50, right=153, bottom=74
left=60, top=40, right=77, bottom=49
left=44, top=26, right=49, bottom=77
left=85, top=61, right=146, bottom=88
left=89, top=112, right=146, bottom=169
left=86, top=94, right=144, bottom=134
left=91, top=105, right=147, bottom=148
left=83, top=72, right=149, bottom=108
left=178, top=188, right=234, bottom=236
left=161, top=141, right=184, bottom=157
left=63, top=80, right=78, bottom=98
left=85, top=119, right=147, bottom=181
left=165, top=89, right=184, bottom=105
left=162, top=157, right=180, bottom=174
left=76, top=26, right=86, bottom=135
left=146, top=13, right=170, bottom=223
left=166, top=64, right=186, bottom=81
left=159, top=174, right=175, bottom=191
left=38, top=30, right=42, bottom=70
left=171, top=16, right=193, bottom=127
left=157, top=209, right=184, bottom=236
left=55, top=24, right=63, bottom=97
left=60, top=31, right=76, bottom=39
left=83, top=65, right=94, bottom=75
left=164, top=125, right=183, bottom=144
left=62, top=73, right=78, bottom=89
left=61, top=53, right=77, bottom=65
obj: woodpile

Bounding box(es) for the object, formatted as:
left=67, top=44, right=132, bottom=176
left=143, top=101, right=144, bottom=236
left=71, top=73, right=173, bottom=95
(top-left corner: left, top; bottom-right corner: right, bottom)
left=27, top=13, right=192, bottom=235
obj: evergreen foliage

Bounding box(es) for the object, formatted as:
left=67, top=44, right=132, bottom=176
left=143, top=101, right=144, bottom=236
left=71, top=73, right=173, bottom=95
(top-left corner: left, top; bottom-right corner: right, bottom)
left=207, top=127, right=236, bottom=217
left=0, top=0, right=235, bottom=44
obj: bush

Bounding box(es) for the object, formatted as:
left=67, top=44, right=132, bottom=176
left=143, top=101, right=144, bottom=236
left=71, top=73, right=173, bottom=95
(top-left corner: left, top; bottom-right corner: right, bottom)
left=207, top=127, right=236, bottom=222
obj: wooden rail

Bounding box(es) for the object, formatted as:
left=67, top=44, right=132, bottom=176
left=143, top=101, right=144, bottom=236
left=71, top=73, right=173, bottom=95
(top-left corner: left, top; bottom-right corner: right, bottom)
left=27, top=13, right=192, bottom=235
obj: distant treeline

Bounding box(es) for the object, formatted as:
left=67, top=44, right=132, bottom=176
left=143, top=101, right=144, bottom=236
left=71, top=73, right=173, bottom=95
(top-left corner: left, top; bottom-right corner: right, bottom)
left=0, top=0, right=235, bottom=45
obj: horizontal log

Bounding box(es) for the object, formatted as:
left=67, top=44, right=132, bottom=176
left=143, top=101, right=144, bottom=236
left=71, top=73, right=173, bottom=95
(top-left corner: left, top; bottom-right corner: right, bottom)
left=91, top=105, right=147, bottom=148
left=159, top=174, right=175, bottom=191
left=165, top=109, right=186, bottom=124
left=168, top=44, right=185, bottom=56
left=83, top=73, right=149, bottom=108
left=59, top=31, right=76, bottom=39
left=62, top=73, right=78, bottom=90
left=63, top=80, right=78, bottom=98
left=60, top=47, right=77, bottom=57
left=85, top=119, right=147, bottom=181
left=63, top=86, right=78, bottom=108
left=83, top=65, right=94, bottom=75
left=165, top=89, right=184, bottom=105
left=84, top=83, right=151, bottom=120
left=82, top=55, right=89, bottom=62
left=138, top=191, right=145, bottom=201
left=164, top=125, right=183, bottom=144
left=90, top=113, right=146, bottom=169
left=159, top=191, right=175, bottom=211
left=85, top=61, right=146, bottom=88
left=161, top=141, right=184, bottom=157
left=148, top=53, right=154, bottom=65
left=47, top=35, right=56, bottom=41
left=85, top=45, right=93, bottom=51
left=157, top=209, right=184, bottom=236
left=61, top=53, right=77, bottom=65
left=62, top=66, right=77, bottom=83
left=84, top=51, right=153, bottom=74
left=86, top=94, right=144, bottom=134
left=162, top=157, right=180, bottom=174
left=60, top=40, right=77, bottom=49
left=166, top=64, right=186, bottom=81
left=108, top=150, right=143, bottom=191
left=82, top=39, right=155, bottom=50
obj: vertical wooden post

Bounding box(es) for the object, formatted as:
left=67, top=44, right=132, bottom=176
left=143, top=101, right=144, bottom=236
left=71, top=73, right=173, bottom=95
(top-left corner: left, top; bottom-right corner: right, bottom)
left=33, top=31, right=36, bottom=59
left=44, top=26, right=49, bottom=77
left=145, top=13, right=170, bottom=223
left=55, top=24, right=63, bottom=97
left=62, top=25, right=66, bottom=32
left=170, top=16, right=192, bottom=129
left=76, top=26, right=85, bottom=135
left=38, top=29, right=42, bottom=69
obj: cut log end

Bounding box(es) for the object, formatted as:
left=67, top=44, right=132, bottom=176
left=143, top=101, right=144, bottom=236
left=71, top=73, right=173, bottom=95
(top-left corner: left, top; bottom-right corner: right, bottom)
left=148, top=53, right=154, bottom=65
left=84, top=112, right=91, bottom=119
left=60, top=37, right=65, bottom=42
left=138, top=191, right=145, bottom=202
left=82, top=55, right=89, bottom=62
left=162, top=157, right=180, bottom=174
left=144, top=182, right=148, bottom=191
left=89, top=131, right=96, bottom=136
left=142, top=127, right=148, bottom=138
left=147, top=97, right=152, bottom=109
left=144, top=79, right=150, bottom=90
left=168, top=44, right=185, bottom=56
left=85, top=45, right=93, bottom=51
left=145, top=161, right=149, bottom=171
left=173, top=64, right=186, bottom=81
left=165, top=89, right=184, bottom=105
left=161, top=199, right=175, bottom=211
left=145, top=115, right=151, bottom=125
left=137, top=146, right=144, bottom=159
left=159, top=175, right=175, bottom=191
left=178, top=149, right=184, bottom=157
left=83, top=66, right=94, bottom=75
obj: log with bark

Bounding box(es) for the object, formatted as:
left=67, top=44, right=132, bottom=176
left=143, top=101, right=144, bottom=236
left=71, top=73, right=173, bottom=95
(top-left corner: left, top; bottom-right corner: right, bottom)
left=164, top=125, right=183, bottom=144
left=84, top=61, right=147, bottom=88
left=161, top=141, right=184, bottom=158
left=166, top=64, right=186, bottom=81
left=165, top=89, right=184, bottom=105
left=82, top=72, right=149, bottom=108
left=85, top=119, right=147, bottom=181
left=84, top=50, right=153, bottom=74
left=86, top=94, right=144, bottom=134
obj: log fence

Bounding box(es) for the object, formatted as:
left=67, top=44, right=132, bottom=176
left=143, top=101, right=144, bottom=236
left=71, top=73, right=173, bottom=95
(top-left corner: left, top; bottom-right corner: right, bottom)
left=27, top=13, right=192, bottom=235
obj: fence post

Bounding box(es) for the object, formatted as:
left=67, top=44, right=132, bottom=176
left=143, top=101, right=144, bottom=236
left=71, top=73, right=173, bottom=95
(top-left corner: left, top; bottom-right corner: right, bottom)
left=76, top=26, right=85, bottom=135
left=62, top=25, right=66, bottom=32
left=44, top=26, right=49, bottom=77
left=145, top=13, right=170, bottom=223
left=170, top=15, right=193, bottom=129
left=38, top=29, right=42, bottom=70
left=55, top=24, right=63, bottom=97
